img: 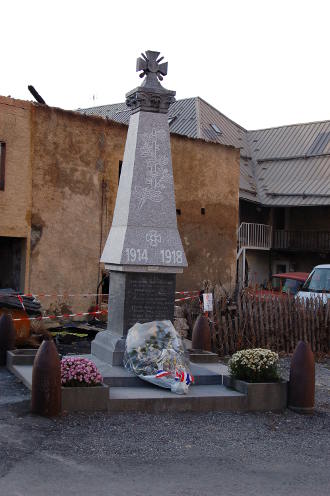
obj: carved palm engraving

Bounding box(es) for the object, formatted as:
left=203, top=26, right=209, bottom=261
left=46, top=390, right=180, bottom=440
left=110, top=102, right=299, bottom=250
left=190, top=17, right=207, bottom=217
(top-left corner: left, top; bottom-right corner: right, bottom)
left=135, top=127, right=171, bottom=209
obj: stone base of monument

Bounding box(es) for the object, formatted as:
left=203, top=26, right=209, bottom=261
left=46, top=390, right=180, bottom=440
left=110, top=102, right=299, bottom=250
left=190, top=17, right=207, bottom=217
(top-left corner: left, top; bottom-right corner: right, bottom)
left=7, top=356, right=288, bottom=413
left=91, top=271, right=177, bottom=366
left=91, top=332, right=126, bottom=366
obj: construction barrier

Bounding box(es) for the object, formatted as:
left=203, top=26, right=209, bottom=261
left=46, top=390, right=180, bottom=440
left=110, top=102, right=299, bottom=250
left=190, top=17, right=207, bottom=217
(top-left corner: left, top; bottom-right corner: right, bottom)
left=12, top=310, right=108, bottom=322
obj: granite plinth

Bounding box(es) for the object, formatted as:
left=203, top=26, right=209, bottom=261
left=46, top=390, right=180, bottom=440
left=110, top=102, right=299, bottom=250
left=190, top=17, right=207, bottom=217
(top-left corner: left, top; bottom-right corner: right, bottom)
left=91, top=332, right=126, bottom=366
left=91, top=270, right=176, bottom=365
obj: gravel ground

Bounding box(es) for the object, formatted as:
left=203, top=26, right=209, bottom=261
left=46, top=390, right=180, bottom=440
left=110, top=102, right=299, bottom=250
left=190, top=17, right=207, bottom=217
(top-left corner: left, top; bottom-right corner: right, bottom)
left=0, top=359, right=329, bottom=496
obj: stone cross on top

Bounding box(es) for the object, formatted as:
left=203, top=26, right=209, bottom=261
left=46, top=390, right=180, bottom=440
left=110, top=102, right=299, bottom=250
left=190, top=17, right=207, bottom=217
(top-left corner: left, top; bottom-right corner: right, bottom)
left=126, top=50, right=175, bottom=113
left=137, top=51, right=168, bottom=87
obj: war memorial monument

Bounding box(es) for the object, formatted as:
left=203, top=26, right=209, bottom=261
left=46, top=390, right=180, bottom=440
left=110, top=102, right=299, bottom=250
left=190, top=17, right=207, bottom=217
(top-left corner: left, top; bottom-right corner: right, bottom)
left=92, top=50, right=187, bottom=365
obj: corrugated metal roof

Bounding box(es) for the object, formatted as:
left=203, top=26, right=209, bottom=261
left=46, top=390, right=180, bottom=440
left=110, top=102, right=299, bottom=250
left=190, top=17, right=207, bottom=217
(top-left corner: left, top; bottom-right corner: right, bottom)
left=78, top=99, right=330, bottom=207
left=256, top=156, right=330, bottom=206
left=249, top=120, right=330, bottom=161
left=249, top=120, right=330, bottom=206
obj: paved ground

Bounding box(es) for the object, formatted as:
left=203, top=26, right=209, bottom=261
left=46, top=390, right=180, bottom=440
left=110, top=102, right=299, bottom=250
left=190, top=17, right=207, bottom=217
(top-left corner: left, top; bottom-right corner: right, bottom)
left=0, top=359, right=329, bottom=496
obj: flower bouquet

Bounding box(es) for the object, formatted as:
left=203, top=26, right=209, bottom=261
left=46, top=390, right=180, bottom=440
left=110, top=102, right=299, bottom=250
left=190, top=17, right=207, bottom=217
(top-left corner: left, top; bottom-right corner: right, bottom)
left=61, top=357, right=103, bottom=387
left=124, top=320, right=194, bottom=394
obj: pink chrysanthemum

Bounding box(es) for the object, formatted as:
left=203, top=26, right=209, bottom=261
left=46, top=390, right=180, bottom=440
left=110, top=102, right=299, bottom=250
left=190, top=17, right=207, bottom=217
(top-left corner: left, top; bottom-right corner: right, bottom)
left=61, top=357, right=103, bottom=387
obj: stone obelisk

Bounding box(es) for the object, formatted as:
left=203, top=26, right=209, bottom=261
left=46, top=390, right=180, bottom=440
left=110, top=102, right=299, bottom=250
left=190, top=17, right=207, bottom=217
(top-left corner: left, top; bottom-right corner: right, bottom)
left=91, top=50, right=187, bottom=365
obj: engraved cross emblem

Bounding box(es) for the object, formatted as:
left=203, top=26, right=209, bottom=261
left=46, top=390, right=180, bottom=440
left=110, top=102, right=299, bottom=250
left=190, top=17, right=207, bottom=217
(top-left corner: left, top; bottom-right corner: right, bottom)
left=136, top=51, right=168, bottom=83
left=146, top=230, right=162, bottom=247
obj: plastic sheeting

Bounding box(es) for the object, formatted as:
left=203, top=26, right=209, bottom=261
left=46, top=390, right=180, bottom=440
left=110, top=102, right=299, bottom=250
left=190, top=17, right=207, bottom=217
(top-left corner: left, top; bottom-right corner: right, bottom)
left=124, top=320, right=194, bottom=395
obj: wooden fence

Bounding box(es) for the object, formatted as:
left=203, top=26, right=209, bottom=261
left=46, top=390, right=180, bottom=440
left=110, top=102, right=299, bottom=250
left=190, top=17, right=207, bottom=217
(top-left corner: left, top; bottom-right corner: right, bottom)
left=207, top=294, right=330, bottom=356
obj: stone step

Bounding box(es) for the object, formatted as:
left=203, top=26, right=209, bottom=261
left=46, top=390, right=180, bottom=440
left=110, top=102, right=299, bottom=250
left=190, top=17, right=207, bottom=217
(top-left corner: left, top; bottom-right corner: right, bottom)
left=80, top=354, right=228, bottom=388
left=100, top=362, right=225, bottom=388
left=108, top=384, right=247, bottom=413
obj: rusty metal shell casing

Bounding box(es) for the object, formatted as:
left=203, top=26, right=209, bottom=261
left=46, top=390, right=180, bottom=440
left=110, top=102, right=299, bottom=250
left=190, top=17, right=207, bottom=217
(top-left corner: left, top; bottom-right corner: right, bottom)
left=192, top=315, right=211, bottom=351
left=31, top=337, right=61, bottom=416
left=288, top=341, right=315, bottom=413
left=0, top=313, right=16, bottom=365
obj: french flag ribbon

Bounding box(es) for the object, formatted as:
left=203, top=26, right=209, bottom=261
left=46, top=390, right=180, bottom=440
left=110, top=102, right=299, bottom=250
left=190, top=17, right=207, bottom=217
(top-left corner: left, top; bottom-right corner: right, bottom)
left=155, top=370, right=171, bottom=379
left=175, top=370, right=195, bottom=385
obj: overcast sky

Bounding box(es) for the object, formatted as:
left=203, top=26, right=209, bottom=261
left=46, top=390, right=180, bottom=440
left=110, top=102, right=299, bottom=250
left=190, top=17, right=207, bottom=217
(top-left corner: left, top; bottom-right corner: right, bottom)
left=1, top=0, right=329, bottom=130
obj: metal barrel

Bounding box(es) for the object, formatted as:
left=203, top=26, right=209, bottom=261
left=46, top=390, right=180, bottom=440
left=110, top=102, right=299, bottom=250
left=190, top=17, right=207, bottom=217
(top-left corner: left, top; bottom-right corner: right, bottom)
left=0, top=313, right=16, bottom=365
left=288, top=341, right=315, bottom=413
left=31, top=337, right=61, bottom=416
left=192, top=315, right=211, bottom=351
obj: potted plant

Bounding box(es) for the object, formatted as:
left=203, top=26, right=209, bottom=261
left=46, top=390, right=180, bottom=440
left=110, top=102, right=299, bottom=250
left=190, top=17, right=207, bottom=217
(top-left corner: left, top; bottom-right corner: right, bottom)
left=61, top=357, right=109, bottom=412
left=223, top=348, right=288, bottom=411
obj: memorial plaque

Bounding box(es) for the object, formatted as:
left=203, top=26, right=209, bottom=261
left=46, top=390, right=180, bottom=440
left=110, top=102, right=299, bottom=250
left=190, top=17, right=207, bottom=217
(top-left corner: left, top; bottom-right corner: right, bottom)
left=124, top=273, right=176, bottom=332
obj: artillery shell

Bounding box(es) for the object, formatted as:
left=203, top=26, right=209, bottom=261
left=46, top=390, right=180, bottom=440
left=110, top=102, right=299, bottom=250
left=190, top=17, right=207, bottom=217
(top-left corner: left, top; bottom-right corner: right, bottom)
left=31, top=337, right=61, bottom=416
left=288, top=340, right=315, bottom=413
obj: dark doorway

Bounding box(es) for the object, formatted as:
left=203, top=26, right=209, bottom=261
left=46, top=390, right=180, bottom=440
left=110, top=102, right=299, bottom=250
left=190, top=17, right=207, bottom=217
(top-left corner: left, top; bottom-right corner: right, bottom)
left=0, top=237, right=26, bottom=291
left=274, top=208, right=286, bottom=230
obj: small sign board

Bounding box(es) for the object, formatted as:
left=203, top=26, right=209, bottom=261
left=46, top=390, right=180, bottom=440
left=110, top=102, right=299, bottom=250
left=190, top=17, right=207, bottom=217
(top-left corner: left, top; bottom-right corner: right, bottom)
left=203, top=293, right=213, bottom=312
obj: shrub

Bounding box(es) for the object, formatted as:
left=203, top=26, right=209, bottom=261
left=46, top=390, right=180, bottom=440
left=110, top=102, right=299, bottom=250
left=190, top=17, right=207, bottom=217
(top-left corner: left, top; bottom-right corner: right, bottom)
left=228, top=348, right=280, bottom=383
left=61, top=357, right=103, bottom=387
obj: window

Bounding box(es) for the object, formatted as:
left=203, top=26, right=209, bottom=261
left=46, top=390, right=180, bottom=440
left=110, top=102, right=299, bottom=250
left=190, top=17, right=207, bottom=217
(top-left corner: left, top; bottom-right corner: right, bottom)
left=0, top=142, right=5, bottom=190
left=201, top=208, right=205, bottom=215
left=302, top=268, right=330, bottom=293
left=210, top=123, right=221, bottom=134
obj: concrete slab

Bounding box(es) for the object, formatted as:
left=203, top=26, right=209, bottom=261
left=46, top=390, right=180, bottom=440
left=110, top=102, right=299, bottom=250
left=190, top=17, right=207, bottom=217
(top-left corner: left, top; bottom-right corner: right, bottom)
left=108, top=385, right=247, bottom=413
left=8, top=364, right=32, bottom=390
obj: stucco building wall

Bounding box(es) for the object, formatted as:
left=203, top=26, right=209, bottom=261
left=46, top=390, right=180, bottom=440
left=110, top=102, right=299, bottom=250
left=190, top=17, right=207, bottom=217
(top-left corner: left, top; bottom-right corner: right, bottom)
left=0, top=97, right=240, bottom=310
left=171, top=135, right=240, bottom=290
left=29, top=105, right=126, bottom=310
left=0, top=97, right=33, bottom=290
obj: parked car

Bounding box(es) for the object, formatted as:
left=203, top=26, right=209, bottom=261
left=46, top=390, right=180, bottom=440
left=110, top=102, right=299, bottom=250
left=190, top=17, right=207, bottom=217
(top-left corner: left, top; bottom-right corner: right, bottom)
left=296, top=264, right=330, bottom=302
left=252, top=272, right=309, bottom=298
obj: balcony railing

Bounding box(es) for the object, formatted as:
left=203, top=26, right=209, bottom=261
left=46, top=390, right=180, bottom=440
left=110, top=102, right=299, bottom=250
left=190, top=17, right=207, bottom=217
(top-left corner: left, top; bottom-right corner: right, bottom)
left=238, top=223, right=330, bottom=252
left=273, top=230, right=330, bottom=251
left=238, top=222, right=272, bottom=251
